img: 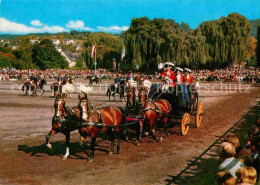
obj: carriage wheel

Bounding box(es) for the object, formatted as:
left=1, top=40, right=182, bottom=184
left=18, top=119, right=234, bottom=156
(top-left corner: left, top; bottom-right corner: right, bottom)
left=181, top=113, right=190, bottom=136
left=196, top=102, right=203, bottom=128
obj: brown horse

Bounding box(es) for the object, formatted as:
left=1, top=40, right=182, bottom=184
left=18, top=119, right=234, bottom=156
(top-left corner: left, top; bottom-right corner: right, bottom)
left=78, top=94, right=124, bottom=163
left=142, top=98, right=171, bottom=141
left=45, top=93, right=81, bottom=160
left=126, top=86, right=136, bottom=107
left=137, top=86, right=148, bottom=105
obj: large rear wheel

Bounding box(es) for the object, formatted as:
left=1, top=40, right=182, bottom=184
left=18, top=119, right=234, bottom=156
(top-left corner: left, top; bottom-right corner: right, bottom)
left=196, top=102, right=203, bottom=128
left=181, top=113, right=190, bottom=136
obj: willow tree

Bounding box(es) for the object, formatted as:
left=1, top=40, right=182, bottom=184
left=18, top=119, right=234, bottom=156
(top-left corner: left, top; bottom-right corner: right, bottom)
left=257, top=26, right=260, bottom=67
left=83, top=32, right=124, bottom=69
left=125, top=13, right=252, bottom=69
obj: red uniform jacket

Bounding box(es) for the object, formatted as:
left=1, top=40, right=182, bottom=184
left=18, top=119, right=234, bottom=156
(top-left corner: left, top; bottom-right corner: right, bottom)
left=160, top=70, right=176, bottom=86
left=187, top=75, right=194, bottom=84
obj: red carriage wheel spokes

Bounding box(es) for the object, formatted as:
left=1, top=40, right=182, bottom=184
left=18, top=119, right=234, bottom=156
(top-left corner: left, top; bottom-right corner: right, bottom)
left=181, top=113, right=190, bottom=136
left=196, top=102, right=203, bottom=128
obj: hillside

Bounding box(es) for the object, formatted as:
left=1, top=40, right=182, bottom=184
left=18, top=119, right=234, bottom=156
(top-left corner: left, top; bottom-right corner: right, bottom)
left=249, top=19, right=260, bottom=38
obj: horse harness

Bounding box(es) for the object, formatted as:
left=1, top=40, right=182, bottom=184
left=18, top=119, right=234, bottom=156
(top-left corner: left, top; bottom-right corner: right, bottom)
left=81, top=106, right=105, bottom=128
left=142, top=100, right=172, bottom=117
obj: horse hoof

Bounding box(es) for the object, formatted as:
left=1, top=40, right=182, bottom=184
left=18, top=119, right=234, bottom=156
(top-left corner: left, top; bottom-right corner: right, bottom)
left=145, top=132, right=149, bottom=137
left=136, top=142, right=140, bottom=146
left=108, top=151, right=113, bottom=155
left=159, top=137, right=163, bottom=142
left=88, top=158, right=94, bottom=163
left=62, top=156, right=67, bottom=161
left=46, top=143, right=52, bottom=149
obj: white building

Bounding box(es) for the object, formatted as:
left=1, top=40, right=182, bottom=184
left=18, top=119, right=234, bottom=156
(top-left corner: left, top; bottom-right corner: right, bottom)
left=12, top=46, right=17, bottom=50
left=51, top=39, right=60, bottom=45
left=30, top=39, right=39, bottom=44
left=62, top=39, right=76, bottom=45
left=76, top=44, right=82, bottom=51
left=55, top=46, right=76, bottom=67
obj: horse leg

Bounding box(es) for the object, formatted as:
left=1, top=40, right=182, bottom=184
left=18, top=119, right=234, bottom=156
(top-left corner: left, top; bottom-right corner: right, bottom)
left=116, top=131, right=121, bottom=154
left=136, top=121, right=143, bottom=146
left=160, top=117, right=169, bottom=142
left=123, top=127, right=129, bottom=142
left=108, top=128, right=115, bottom=155
left=62, top=132, right=70, bottom=160
left=88, top=137, right=96, bottom=163
left=79, top=136, right=91, bottom=158
left=46, top=129, right=57, bottom=149
left=150, top=120, right=157, bottom=140
left=109, top=92, right=111, bottom=101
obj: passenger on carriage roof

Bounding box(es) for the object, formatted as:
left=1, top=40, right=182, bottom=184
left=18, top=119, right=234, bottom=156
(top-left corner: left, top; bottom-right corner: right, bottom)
left=176, top=67, right=184, bottom=84
left=184, top=68, right=194, bottom=84
left=159, top=62, right=176, bottom=87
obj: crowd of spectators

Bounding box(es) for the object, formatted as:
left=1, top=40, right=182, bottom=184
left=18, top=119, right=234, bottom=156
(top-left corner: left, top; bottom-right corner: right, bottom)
left=0, top=66, right=259, bottom=84
left=194, top=66, right=259, bottom=83
left=217, top=118, right=260, bottom=185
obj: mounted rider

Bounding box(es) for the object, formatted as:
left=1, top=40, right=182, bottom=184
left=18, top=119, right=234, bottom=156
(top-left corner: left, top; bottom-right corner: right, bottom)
left=29, top=73, right=37, bottom=85
left=114, top=73, right=121, bottom=92
left=57, top=74, right=62, bottom=86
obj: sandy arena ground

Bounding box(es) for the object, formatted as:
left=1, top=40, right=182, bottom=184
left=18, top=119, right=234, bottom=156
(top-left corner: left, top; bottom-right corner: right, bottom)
left=0, top=79, right=259, bottom=185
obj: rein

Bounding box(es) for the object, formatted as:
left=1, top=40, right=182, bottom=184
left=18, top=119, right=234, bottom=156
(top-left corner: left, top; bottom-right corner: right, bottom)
left=142, top=101, right=161, bottom=114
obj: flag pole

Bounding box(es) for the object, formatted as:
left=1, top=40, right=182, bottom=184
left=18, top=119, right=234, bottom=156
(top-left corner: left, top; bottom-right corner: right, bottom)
left=95, top=45, right=97, bottom=75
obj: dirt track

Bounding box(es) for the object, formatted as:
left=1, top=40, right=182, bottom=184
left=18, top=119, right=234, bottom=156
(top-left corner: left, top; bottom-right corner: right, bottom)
left=0, top=79, right=259, bottom=185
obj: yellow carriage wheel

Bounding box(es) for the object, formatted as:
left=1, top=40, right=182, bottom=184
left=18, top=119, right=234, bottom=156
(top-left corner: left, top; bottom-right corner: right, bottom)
left=196, top=102, right=203, bottom=128
left=181, top=113, right=190, bottom=136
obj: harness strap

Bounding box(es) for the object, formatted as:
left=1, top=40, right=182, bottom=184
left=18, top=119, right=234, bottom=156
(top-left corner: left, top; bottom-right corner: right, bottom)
left=91, top=106, right=104, bottom=124
left=143, top=101, right=161, bottom=115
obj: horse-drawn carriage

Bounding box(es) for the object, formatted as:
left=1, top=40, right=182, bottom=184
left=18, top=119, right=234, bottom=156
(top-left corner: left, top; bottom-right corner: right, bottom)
left=148, top=83, right=203, bottom=135
left=46, top=80, right=203, bottom=162
left=124, top=81, right=203, bottom=138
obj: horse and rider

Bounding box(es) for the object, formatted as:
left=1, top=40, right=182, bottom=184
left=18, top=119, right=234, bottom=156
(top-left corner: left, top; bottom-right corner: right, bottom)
left=22, top=73, right=46, bottom=96
left=89, top=72, right=102, bottom=86
left=107, top=73, right=126, bottom=101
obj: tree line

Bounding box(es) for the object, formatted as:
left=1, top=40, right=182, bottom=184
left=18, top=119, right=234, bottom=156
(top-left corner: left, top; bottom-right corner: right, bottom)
left=124, top=13, right=254, bottom=70
left=0, top=38, right=68, bottom=69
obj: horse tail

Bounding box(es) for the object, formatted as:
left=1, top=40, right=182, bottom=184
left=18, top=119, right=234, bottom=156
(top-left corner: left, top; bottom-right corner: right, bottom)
left=22, top=84, right=25, bottom=91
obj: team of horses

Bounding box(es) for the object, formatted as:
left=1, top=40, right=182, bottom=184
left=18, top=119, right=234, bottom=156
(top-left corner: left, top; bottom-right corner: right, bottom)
left=45, top=80, right=175, bottom=162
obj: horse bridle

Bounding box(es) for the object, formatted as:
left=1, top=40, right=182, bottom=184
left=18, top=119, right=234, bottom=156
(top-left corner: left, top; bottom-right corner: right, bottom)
left=127, top=88, right=135, bottom=103
left=54, top=98, right=65, bottom=121
left=138, top=89, right=148, bottom=104
left=79, top=99, right=90, bottom=121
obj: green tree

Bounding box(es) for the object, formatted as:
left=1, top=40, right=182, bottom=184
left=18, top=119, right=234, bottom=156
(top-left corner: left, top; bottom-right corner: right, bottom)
left=32, top=39, right=68, bottom=69
left=82, top=32, right=124, bottom=69
left=12, top=38, right=34, bottom=69
left=257, top=26, right=260, bottom=67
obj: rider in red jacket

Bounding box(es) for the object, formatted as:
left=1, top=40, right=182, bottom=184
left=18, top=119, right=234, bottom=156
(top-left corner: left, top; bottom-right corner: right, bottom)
left=159, top=62, right=176, bottom=87
left=184, top=68, right=194, bottom=84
